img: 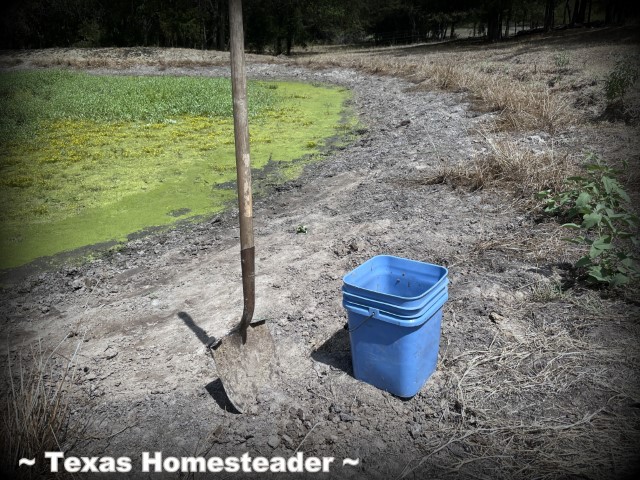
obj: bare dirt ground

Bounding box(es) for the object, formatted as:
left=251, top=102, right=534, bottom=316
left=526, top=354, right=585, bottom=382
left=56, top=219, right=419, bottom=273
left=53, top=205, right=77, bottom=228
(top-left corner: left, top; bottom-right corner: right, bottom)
left=1, top=27, right=640, bottom=479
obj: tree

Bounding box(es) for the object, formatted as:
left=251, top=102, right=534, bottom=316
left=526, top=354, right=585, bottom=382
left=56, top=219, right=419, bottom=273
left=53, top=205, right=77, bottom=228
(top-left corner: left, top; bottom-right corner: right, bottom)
left=484, top=0, right=512, bottom=41
left=573, top=0, right=588, bottom=24
left=544, top=0, right=556, bottom=31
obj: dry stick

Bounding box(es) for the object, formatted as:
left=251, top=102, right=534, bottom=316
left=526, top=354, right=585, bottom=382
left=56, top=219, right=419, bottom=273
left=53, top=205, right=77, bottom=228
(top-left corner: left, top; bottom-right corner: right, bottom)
left=84, top=422, right=139, bottom=441
left=452, top=454, right=512, bottom=472
left=396, top=429, right=476, bottom=479
left=305, top=386, right=333, bottom=403
left=294, top=421, right=321, bottom=454
left=397, top=408, right=605, bottom=479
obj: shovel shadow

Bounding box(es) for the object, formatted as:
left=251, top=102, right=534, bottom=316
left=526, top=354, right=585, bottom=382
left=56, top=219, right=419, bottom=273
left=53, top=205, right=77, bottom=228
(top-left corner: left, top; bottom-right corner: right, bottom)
left=177, top=311, right=240, bottom=414
left=177, top=311, right=216, bottom=347
left=311, top=327, right=353, bottom=376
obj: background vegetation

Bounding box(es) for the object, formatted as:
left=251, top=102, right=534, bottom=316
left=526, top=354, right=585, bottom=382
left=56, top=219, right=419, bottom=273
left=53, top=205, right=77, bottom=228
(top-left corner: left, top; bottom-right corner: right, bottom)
left=1, top=0, right=638, bottom=53
left=0, top=71, right=349, bottom=268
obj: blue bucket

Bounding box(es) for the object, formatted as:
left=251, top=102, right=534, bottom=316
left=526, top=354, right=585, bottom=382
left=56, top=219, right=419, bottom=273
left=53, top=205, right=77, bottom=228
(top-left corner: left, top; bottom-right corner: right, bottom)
left=343, top=255, right=448, bottom=310
left=342, top=255, right=448, bottom=398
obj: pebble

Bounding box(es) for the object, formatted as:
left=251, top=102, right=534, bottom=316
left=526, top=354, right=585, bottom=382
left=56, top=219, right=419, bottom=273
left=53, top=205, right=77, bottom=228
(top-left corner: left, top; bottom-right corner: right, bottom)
left=373, top=438, right=387, bottom=450
left=281, top=434, right=293, bottom=448
left=339, top=412, right=355, bottom=422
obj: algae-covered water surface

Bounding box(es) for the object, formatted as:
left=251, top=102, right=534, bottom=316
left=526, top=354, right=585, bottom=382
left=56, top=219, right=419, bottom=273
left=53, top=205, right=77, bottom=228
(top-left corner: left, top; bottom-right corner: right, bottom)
left=0, top=70, right=350, bottom=269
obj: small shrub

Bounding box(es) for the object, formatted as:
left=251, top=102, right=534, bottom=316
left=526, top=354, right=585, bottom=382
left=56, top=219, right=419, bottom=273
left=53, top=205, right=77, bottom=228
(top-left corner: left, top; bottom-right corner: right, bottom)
left=552, top=52, right=570, bottom=70
left=539, top=155, right=639, bottom=287
left=604, top=58, right=639, bottom=103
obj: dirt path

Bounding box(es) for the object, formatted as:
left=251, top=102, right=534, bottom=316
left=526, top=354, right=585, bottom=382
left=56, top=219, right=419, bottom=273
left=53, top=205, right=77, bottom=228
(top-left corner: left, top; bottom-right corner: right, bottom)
left=1, top=62, right=639, bottom=479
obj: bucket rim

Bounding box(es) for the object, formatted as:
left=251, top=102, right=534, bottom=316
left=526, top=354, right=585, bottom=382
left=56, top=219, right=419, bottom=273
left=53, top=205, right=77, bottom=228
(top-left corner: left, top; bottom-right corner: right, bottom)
left=342, top=255, right=448, bottom=302
left=342, top=282, right=447, bottom=316
left=344, top=290, right=448, bottom=327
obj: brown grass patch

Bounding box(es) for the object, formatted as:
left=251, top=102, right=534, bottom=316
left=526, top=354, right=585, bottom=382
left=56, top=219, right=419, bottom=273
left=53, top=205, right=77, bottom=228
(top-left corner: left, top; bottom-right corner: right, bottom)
left=391, top=287, right=640, bottom=479
left=472, top=222, right=579, bottom=264
left=1, top=338, right=83, bottom=478
left=425, top=138, right=573, bottom=204
left=293, top=52, right=576, bottom=134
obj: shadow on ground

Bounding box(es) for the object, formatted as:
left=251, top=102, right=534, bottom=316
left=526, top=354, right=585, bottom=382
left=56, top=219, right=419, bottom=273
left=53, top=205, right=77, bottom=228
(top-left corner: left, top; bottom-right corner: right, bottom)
left=177, top=311, right=240, bottom=414
left=311, top=327, right=353, bottom=376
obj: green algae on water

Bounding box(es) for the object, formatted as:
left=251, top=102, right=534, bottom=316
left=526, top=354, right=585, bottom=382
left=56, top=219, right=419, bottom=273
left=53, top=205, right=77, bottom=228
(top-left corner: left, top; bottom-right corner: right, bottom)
left=0, top=71, right=351, bottom=269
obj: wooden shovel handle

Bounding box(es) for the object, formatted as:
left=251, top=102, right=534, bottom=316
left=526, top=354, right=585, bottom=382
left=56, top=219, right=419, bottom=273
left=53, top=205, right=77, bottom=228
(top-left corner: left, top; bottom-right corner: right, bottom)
left=229, top=0, right=254, bottom=341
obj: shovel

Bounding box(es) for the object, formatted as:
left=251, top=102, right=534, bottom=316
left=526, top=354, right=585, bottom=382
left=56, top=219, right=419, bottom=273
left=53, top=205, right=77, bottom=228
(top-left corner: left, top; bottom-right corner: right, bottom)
left=210, top=0, right=275, bottom=413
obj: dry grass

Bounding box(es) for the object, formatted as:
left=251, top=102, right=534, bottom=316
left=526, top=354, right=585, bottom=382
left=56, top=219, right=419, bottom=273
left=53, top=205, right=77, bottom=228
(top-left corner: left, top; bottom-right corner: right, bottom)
left=425, top=137, right=573, bottom=205
left=1, top=337, right=83, bottom=478
left=418, top=64, right=576, bottom=134
left=395, top=297, right=640, bottom=479
left=3, top=47, right=287, bottom=72
left=471, top=222, right=579, bottom=265
left=292, top=50, right=576, bottom=135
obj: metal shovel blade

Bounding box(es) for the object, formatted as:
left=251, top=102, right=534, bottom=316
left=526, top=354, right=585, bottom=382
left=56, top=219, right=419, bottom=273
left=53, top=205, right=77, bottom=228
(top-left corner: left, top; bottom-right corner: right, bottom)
left=211, top=321, right=275, bottom=413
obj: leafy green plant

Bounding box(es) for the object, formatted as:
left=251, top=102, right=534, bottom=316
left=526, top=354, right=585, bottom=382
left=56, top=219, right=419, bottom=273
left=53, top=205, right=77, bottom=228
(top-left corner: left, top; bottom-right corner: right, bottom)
left=552, top=51, right=570, bottom=70
left=604, top=58, right=639, bottom=103
left=538, top=156, right=639, bottom=287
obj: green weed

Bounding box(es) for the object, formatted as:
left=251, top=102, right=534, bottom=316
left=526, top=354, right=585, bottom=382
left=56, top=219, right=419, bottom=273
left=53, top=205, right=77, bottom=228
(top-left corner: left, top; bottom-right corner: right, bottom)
left=552, top=52, right=570, bottom=70
left=604, top=58, right=639, bottom=103
left=538, top=155, right=639, bottom=287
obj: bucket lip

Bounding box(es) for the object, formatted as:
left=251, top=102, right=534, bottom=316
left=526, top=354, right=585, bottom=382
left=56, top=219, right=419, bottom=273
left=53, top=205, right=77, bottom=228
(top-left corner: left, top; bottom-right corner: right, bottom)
left=343, top=255, right=449, bottom=302
left=344, top=290, right=448, bottom=327
left=343, top=282, right=448, bottom=315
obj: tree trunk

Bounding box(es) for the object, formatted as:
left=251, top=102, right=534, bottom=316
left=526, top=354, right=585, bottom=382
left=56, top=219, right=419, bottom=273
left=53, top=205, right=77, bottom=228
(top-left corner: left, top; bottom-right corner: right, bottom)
left=604, top=0, right=616, bottom=24
left=487, top=6, right=502, bottom=41
left=286, top=33, right=293, bottom=55
left=504, top=8, right=511, bottom=37
left=216, top=0, right=226, bottom=50
left=576, top=0, right=588, bottom=23
left=275, top=36, right=282, bottom=55
left=570, top=0, right=578, bottom=24
left=544, top=0, right=556, bottom=31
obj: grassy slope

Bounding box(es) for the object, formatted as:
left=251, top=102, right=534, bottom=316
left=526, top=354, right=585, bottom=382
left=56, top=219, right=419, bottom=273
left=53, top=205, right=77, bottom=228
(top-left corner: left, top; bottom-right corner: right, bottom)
left=0, top=71, right=350, bottom=269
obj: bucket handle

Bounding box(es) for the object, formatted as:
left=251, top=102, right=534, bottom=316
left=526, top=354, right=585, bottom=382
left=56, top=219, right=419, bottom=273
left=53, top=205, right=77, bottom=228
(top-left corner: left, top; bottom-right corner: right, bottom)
left=343, top=308, right=378, bottom=333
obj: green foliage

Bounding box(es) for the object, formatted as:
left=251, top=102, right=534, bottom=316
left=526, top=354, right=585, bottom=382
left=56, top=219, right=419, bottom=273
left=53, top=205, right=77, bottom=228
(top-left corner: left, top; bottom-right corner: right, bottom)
left=0, top=71, right=351, bottom=269
left=604, top=58, right=639, bottom=103
left=552, top=51, right=570, bottom=69
left=0, top=70, right=276, bottom=143
left=538, top=155, right=639, bottom=287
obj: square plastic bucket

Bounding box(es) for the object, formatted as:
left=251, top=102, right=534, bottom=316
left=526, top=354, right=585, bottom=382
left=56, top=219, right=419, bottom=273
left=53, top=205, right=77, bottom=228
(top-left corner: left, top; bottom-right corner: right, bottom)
left=342, top=255, right=448, bottom=311
left=342, top=255, right=448, bottom=397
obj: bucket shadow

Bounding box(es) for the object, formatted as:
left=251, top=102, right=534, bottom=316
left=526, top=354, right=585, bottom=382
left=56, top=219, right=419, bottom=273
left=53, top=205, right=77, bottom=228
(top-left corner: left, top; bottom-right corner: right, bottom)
left=311, top=327, right=353, bottom=376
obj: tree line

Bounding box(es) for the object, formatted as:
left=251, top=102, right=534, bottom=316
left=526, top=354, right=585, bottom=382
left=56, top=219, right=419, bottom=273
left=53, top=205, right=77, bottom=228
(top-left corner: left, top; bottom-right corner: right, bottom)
left=0, top=0, right=637, bottom=52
